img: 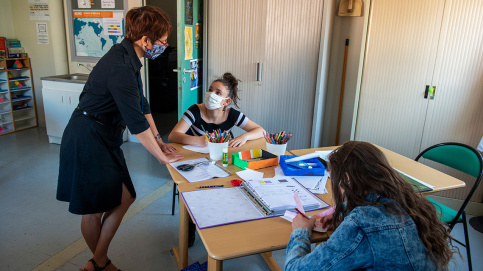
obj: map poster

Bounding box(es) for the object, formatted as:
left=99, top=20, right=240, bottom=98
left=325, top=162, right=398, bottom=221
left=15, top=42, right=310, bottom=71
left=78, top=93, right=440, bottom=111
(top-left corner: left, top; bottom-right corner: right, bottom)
left=184, top=27, right=193, bottom=60
left=73, top=10, right=124, bottom=57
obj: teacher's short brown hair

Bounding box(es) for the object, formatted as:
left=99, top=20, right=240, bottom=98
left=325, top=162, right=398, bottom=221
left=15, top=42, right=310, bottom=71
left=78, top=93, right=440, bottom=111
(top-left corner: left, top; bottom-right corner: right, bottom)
left=125, top=5, right=172, bottom=43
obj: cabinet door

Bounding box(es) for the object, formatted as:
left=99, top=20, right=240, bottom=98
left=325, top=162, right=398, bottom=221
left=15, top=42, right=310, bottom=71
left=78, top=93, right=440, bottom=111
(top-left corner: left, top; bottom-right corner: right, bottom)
left=207, top=0, right=324, bottom=149
left=420, top=0, right=483, bottom=201
left=354, top=0, right=445, bottom=158
left=42, top=88, right=68, bottom=137
left=64, top=90, right=81, bottom=116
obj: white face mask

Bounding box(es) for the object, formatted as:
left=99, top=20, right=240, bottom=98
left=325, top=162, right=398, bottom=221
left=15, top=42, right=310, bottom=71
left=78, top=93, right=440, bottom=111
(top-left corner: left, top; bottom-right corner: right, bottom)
left=204, top=92, right=228, bottom=110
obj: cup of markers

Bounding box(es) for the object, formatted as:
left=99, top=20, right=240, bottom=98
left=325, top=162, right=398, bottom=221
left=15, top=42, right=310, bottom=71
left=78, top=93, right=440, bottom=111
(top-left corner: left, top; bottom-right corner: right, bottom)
left=264, top=131, right=292, bottom=157
left=205, top=129, right=230, bottom=161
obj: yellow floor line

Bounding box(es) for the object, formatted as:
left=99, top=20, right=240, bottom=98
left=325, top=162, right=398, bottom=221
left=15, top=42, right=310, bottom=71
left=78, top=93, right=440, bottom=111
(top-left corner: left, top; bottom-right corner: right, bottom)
left=32, top=181, right=174, bottom=271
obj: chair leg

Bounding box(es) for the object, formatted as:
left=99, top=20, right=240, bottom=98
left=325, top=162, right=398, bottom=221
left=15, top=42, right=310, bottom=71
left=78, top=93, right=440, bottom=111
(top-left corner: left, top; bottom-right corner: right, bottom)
left=172, top=182, right=177, bottom=215
left=462, top=212, right=472, bottom=271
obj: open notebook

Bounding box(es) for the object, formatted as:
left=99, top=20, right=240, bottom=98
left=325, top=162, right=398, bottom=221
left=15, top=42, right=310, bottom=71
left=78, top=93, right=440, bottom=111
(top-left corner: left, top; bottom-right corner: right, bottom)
left=182, top=177, right=329, bottom=229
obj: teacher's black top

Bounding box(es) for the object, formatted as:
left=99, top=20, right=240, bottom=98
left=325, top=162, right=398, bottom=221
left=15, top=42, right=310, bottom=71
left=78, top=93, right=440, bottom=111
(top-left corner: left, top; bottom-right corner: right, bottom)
left=78, top=38, right=151, bottom=134
left=57, top=38, right=150, bottom=215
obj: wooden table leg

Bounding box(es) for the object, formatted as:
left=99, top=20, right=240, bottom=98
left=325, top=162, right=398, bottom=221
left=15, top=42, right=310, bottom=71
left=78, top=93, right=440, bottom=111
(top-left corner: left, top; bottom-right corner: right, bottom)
left=208, top=257, right=222, bottom=271
left=260, top=252, right=281, bottom=271
left=172, top=195, right=189, bottom=270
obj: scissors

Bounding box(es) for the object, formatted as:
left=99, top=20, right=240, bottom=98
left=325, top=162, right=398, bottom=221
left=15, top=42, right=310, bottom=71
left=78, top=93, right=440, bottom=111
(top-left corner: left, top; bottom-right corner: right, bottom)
left=176, top=161, right=210, bottom=172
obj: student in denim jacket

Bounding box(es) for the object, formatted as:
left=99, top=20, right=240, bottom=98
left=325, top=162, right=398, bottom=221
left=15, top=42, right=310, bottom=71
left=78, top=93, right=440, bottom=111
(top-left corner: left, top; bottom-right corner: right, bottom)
left=285, top=141, right=456, bottom=271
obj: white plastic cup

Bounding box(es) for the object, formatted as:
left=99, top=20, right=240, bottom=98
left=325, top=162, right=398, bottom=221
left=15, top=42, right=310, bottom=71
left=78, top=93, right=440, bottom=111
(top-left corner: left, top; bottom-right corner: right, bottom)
left=266, top=142, right=287, bottom=157
left=208, top=141, right=229, bottom=161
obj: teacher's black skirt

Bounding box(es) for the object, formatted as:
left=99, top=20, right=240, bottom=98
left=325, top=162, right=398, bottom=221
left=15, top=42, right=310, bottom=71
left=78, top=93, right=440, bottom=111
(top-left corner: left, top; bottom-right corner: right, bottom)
left=56, top=110, right=136, bottom=215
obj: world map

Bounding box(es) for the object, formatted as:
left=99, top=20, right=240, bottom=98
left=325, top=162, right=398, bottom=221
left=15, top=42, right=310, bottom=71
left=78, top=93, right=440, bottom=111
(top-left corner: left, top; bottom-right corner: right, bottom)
left=74, top=18, right=123, bottom=57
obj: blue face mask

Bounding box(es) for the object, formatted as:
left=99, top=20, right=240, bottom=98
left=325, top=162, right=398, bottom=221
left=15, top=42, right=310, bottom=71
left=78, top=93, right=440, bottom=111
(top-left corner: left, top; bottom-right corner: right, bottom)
left=144, top=44, right=167, bottom=60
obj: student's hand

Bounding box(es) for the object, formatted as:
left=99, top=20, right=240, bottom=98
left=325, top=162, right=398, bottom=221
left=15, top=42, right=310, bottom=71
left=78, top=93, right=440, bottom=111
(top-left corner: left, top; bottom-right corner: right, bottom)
left=292, top=214, right=317, bottom=231
left=229, top=134, right=248, bottom=147
left=158, top=141, right=177, bottom=153
left=164, top=152, right=184, bottom=163
left=319, top=213, right=334, bottom=230
left=198, top=136, right=208, bottom=147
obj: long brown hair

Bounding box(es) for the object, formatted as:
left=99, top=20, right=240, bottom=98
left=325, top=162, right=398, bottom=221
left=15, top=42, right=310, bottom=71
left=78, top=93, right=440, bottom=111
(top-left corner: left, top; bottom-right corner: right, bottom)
left=328, top=141, right=455, bottom=268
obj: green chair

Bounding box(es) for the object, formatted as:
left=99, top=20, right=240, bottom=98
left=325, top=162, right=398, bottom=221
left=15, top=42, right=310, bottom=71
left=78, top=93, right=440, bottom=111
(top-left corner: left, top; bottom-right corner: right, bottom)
left=415, top=142, right=483, bottom=271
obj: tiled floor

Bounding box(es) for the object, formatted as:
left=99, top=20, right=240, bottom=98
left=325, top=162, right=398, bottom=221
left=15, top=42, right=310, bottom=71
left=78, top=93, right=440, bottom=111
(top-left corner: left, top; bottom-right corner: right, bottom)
left=0, top=127, right=481, bottom=270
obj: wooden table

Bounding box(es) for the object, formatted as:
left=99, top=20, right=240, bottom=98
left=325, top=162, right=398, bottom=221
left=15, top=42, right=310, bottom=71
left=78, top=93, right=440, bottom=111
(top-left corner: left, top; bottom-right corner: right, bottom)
left=171, top=144, right=465, bottom=271
left=290, top=145, right=466, bottom=193
left=170, top=138, right=296, bottom=270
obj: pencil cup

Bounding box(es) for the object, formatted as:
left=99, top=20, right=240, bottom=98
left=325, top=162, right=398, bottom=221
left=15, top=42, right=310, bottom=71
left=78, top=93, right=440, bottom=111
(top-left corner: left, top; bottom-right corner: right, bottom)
left=208, top=141, right=229, bottom=161
left=266, top=142, right=287, bottom=157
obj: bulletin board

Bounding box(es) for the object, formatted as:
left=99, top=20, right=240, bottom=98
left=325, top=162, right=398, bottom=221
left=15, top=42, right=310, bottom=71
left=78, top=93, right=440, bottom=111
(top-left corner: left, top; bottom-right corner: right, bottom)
left=66, top=0, right=128, bottom=62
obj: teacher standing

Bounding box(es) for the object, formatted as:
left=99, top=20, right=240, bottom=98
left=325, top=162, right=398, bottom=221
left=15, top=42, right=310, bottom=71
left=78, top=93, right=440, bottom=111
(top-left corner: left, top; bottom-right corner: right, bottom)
left=56, top=6, right=183, bottom=271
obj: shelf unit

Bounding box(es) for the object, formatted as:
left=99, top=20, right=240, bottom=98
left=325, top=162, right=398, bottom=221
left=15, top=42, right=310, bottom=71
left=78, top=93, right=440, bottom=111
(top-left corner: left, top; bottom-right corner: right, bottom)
left=0, top=58, right=38, bottom=135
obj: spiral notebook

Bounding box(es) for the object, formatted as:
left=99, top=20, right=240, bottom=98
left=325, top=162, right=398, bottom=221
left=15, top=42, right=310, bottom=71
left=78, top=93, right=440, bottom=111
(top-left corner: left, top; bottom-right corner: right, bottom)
left=181, top=177, right=329, bottom=229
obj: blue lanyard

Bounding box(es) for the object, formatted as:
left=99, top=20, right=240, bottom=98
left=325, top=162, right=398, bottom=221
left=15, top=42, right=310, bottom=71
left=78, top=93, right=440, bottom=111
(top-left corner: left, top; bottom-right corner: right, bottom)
left=137, top=73, right=144, bottom=113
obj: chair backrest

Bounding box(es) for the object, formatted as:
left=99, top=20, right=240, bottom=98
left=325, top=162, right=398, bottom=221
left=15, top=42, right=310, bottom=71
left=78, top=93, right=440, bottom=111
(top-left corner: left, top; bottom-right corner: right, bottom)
left=415, top=142, right=483, bottom=226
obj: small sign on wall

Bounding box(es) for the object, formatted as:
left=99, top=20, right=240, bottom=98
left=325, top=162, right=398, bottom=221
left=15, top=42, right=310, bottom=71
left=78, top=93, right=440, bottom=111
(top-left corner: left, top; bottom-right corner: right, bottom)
left=36, top=22, right=49, bottom=45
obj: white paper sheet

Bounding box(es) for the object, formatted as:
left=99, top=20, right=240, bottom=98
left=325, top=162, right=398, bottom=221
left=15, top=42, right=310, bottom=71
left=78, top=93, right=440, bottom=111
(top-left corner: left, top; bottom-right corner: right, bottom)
left=275, top=166, right=329, bottom=195
left=170, top=158, right=229, bottom=183
left=280, top=210, right=328, bottom=233
left=236, top=169, right=264, bottom=181
left=182, top=144, right=210, bottom=154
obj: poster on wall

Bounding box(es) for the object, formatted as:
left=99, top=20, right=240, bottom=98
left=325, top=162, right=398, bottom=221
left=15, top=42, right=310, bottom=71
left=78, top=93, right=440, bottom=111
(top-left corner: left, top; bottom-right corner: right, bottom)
left=190, top=59, right=201, bottom=90
left=36, top=22, right=49, bottom=45
left=73, top=11, right=124, bottom=57
left=184, top=27, right=193, bottom=60
left=69, top=0, right=126, bottom=61
left=195, top=23, right=200, bottom=48
left=185, top=0, right=193, bottom=25
left=29, top=0, right=50, bottom=21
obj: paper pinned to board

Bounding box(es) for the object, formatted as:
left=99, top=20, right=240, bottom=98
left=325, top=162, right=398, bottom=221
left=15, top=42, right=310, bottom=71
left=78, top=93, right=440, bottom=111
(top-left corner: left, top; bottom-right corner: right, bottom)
left=236, top=169, right=264, bottom=181
left=182, top=144, right=210, bottom=154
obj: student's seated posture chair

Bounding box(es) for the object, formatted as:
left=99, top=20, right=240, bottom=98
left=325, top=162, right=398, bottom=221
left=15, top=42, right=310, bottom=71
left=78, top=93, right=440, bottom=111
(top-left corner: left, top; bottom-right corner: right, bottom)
left=415, top=142, right=483, bottom=271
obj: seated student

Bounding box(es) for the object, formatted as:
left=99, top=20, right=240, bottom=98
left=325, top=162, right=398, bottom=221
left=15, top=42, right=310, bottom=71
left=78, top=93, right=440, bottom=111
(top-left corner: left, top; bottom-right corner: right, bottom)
left=169, top=72, right=265, bottom=147
left=285, top=141, right=456, bottom=271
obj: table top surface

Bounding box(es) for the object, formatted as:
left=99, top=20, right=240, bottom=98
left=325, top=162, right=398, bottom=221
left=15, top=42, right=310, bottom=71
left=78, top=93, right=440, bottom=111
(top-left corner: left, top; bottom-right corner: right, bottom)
left=167, top=138, right=287, bottom=185
left=290, top=145, right=466, bottom=193
left=173, top=143, right=465, bottom=261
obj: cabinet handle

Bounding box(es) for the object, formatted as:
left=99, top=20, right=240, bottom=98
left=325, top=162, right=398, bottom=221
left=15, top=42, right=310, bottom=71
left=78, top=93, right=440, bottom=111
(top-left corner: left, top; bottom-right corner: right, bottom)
left=424, top=85, right=429, bottom=99
left=256, top=62, right=263, bottom=82
left=69, top=96, right=71, bottom=104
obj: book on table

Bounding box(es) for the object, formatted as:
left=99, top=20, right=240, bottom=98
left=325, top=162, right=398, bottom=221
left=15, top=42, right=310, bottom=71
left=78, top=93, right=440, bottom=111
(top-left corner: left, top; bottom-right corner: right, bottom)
left=181, top=177, right=330, bottom=229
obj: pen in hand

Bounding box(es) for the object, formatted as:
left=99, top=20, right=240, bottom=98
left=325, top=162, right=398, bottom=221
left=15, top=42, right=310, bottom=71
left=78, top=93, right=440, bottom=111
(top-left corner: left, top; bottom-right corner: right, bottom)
left=294, top=208, right=310, bottom=220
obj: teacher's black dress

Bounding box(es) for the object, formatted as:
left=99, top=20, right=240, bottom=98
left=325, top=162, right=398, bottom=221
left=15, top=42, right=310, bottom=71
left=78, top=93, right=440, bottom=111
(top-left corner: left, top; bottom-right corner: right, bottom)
left=57, top=39, right=151, bottom=215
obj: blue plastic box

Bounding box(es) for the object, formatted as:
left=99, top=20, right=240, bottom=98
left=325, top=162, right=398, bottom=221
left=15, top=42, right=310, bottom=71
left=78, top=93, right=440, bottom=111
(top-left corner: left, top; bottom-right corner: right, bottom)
left=279, top=155, right=325, bottom=176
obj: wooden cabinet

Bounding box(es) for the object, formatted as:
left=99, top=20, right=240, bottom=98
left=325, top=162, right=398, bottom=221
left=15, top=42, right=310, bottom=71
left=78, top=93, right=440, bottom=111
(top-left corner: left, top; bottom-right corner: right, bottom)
left=206, top=0, right=326, bottom=150
left=41, top=79, right=84, bottom=144
left=0, top=58, right=38, bottom=135
left=355, top=0, right=483, bottom=200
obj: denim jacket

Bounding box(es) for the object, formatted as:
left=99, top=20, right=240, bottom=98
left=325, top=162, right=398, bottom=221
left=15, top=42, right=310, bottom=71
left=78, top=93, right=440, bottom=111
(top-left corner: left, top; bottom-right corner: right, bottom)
left=285, top=194, right=439, bottom=271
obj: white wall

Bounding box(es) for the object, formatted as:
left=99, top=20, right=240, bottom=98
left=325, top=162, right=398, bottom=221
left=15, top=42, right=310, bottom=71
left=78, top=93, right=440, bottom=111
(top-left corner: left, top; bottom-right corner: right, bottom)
left=8, top=0, right=69, bottom=127
left=0, top=0, right=16, bottom=37
left=321, top=0, right=368, bottom=146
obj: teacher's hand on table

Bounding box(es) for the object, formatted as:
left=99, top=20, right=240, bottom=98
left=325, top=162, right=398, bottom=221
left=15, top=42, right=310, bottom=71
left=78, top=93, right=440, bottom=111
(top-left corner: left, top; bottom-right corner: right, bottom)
left=159, top=142, right=177, bottom=153
left=229, top=134, right=248, bottom=147
left=165, top=152, right=184, bottom=163
left=292, top=213, right=317, bottom=231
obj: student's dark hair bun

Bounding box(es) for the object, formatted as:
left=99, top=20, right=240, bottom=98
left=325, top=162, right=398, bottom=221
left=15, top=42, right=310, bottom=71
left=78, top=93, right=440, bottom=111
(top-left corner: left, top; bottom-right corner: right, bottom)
left=214, top=72, right=241, bottom=107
